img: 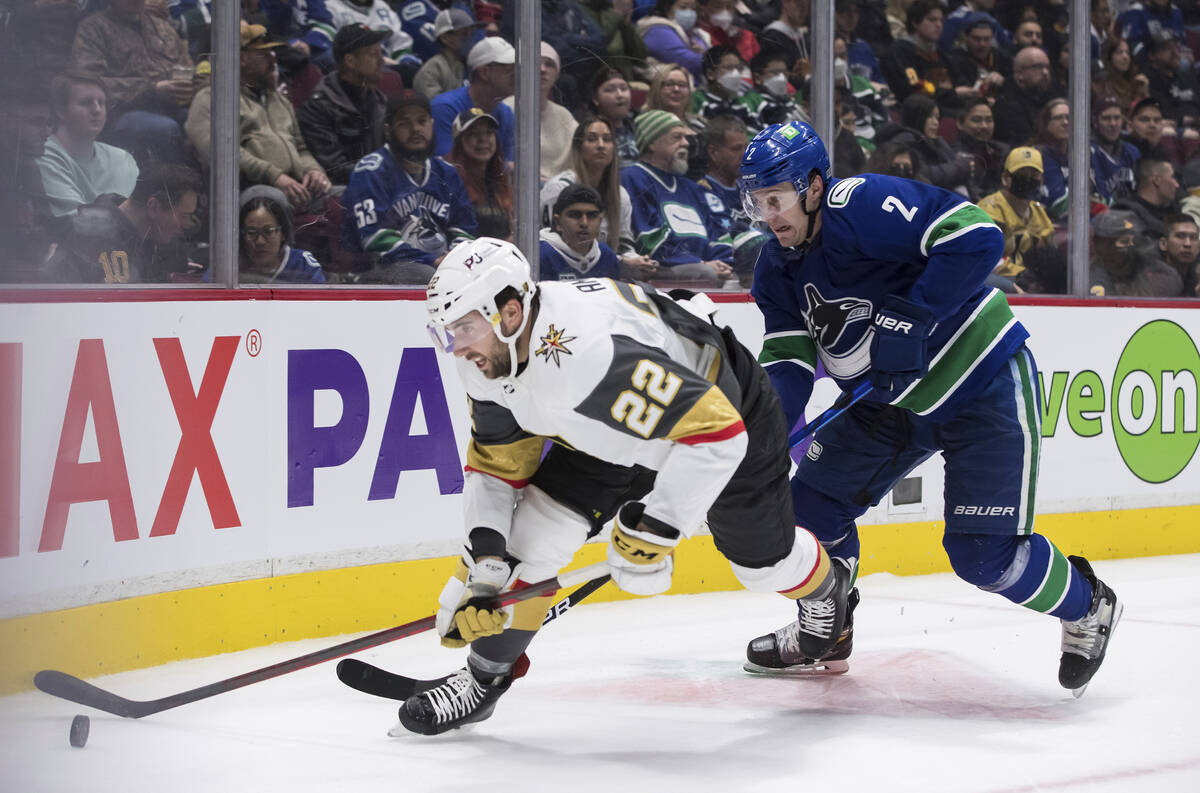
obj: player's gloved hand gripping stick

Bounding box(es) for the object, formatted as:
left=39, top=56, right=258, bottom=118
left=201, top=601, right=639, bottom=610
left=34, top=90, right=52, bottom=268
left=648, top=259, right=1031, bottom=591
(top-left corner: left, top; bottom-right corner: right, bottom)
left=33, top=561, right=610, bottom=719
left=868, top=295, right=936, bottom=396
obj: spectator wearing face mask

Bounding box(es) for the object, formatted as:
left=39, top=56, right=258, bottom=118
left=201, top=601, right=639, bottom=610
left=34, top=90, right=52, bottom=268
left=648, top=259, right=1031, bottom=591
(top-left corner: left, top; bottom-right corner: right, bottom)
left=699, top=0, right=758, bottom=64
left=1089, top=208, right=1182, bottom=296
left=637, top=0, right=713, bottom=79
left=866, top=141, right=925, bottom=182
left=835, top=0, right=885, bottom=84
left=742, top=49, right=809, bottom=131
left=978, top=146, right=1056, bottom=284
left=873, top=94, right=971, bottom=196
left=691, top=45, right=756, bottom=128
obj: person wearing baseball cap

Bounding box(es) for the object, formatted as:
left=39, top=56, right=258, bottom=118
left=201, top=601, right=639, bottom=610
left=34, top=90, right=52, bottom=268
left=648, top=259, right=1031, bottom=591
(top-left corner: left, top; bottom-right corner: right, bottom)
left=431, top=36, right=516, bottom=161
left=447, top=108, right=513, bottom=240
left=186, top=21, right=330, bottom=210
left=413, top=8, right=481, bottom=99
left=977, top=146, right=1054, bottom=283
left=297, top=23, right=389, bottom=186
left=620, top=108, right=735, bottom=284
left=340, top=90, right=478, bottom=284
left=1089, top=208, right=1183, bottom=296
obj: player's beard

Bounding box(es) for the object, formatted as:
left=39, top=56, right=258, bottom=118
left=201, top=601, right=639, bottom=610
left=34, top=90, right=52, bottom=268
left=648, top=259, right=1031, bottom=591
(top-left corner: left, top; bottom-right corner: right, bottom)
left=480, top=346, right=512, bottom=379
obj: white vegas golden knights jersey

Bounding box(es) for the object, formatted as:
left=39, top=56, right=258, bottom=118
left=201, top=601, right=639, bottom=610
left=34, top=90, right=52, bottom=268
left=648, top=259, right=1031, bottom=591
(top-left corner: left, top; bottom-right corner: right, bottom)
left=456, top=278, right=751, bottom=542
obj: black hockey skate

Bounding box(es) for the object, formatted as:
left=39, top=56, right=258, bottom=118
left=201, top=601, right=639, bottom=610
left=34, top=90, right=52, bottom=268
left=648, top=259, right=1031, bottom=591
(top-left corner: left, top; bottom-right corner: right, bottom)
left=1058, top=556, right=1122, bottom=698
left=745, top=564, right=858, bottom=676
left=390, top=665, right=513, bottom=736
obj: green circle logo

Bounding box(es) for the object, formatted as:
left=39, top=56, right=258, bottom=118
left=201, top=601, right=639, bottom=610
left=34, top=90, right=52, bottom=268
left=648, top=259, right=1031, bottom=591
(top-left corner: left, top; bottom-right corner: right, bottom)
left=1111, top=320, right=1200, bottom=483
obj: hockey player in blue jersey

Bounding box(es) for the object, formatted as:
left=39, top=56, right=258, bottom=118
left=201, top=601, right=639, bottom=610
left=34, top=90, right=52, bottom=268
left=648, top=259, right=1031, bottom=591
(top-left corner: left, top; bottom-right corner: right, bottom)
left=738, top=121, right=1122, bottom=696
left=341, top=90, right=477, bottom=284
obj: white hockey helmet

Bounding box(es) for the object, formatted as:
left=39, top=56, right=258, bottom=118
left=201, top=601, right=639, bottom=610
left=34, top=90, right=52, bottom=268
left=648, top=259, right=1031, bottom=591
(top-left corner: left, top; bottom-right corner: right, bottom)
left=425, top=237, right=535, bottom=358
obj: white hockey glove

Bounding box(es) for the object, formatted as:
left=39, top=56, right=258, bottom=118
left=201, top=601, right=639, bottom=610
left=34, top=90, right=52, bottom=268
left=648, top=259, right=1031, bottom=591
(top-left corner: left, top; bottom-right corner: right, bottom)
left=607, top=502, right=679, bottom=596
left=435, top=557, right=515, bottom=648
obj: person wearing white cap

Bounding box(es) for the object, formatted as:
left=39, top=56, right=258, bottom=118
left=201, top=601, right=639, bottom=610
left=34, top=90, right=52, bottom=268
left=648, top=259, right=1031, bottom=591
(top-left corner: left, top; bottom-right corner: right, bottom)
left=413, top=8, right=481, bottom=99
left=431, top=36, right=516, bottom=161
left=502, top=42, right=578, bottom=180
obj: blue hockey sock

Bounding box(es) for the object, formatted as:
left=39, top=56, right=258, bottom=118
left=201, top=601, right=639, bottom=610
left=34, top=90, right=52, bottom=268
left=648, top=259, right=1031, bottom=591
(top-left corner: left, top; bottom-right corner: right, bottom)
left=985, top=535, right=1092, bottom=620
left=944, top=533, right=1092, bottom=621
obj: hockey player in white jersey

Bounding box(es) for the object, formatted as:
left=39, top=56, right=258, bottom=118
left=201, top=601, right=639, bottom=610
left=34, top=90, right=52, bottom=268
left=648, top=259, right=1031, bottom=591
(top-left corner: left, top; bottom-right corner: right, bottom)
left=393, top=237, right=852, bottom=735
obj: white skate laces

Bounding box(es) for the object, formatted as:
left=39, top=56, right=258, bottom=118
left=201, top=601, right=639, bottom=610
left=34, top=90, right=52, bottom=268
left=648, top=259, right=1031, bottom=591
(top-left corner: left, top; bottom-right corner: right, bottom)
left=797, top=597, right=837, bottom=640
left=423, top=668, right=486, bottom=725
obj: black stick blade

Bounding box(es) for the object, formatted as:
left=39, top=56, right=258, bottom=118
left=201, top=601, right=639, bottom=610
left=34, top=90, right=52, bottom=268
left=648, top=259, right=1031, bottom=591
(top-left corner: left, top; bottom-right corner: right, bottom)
left=34, top=670, right=153, bottom=719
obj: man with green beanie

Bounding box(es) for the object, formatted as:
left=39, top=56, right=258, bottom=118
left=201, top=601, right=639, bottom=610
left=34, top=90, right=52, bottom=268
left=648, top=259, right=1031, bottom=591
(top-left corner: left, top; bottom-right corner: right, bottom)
left=620, top=108, right=735, bottom=283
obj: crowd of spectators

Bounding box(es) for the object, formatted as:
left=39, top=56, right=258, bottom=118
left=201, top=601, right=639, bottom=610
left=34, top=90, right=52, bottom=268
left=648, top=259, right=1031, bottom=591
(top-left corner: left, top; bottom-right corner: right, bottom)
left=2, top=0, right=1200, bottom=297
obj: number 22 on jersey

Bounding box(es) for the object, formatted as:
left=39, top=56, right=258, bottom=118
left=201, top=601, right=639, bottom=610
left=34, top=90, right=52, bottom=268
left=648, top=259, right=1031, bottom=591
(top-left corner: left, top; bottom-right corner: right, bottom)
left=611, top=359, right=682, bottom=437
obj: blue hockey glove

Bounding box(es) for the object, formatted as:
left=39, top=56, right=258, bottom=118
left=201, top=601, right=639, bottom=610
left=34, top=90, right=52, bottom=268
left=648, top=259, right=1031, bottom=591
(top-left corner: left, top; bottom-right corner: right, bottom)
left=869, top=296, right=936, bottom=395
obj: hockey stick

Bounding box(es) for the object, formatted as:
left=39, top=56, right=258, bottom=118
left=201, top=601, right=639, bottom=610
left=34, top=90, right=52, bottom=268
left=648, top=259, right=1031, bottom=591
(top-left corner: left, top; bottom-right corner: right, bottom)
left=33, top=561, right=610, bottom=719
left=336, top=573, right=612, bottom=701
left=787, top=382, right=874, bottom=448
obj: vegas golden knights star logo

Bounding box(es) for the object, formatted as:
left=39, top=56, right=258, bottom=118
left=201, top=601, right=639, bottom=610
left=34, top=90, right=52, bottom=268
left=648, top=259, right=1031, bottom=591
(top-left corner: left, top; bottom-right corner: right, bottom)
left=534, top=324, right=576, bottom=367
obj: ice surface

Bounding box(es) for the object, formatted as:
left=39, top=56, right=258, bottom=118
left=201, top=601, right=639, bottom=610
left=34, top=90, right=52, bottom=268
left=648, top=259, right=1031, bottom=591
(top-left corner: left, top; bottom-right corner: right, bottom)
left=2, top=554, right=1197, bottom=793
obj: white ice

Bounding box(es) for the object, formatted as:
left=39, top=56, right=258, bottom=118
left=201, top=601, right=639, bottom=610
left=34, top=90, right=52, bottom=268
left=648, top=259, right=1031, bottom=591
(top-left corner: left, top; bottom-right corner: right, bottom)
left=2, top=554, right=1198, bottom=793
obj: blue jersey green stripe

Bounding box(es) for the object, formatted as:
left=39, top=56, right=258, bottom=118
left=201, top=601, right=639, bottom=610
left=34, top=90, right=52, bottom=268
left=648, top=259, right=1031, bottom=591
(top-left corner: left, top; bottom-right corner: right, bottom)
left=893, top=289, right=1016, bottom=414
left=759, top=330, right=817, bottom=372
left=1022, top=544, right=1072, bottom=613
left=920, top=203, right=998, bottom=256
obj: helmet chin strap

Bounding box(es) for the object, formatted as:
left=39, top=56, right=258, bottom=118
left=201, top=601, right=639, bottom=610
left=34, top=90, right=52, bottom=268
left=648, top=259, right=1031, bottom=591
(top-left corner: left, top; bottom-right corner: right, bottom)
left=495, top=291, right=537, bottom=383
left=793, top=173, right=823, bottom=252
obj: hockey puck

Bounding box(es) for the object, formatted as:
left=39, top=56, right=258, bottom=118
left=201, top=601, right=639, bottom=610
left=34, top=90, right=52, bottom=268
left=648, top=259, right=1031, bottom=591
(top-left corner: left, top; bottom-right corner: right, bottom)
left=69, top=714, right=89, bottom=748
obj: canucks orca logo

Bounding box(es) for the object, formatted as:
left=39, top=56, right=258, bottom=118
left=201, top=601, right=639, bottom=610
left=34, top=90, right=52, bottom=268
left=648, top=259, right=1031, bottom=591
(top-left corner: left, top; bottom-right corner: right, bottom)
left=397, top=206, right=450, bottom=254
left=802, top=283, right=874, bottom=378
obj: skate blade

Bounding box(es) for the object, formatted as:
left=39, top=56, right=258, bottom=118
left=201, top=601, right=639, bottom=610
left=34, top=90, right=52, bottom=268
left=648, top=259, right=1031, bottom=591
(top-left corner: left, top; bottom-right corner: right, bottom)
left=386, top=720, right=408, bottom=738
left=743, top=659, right=849, bottom=676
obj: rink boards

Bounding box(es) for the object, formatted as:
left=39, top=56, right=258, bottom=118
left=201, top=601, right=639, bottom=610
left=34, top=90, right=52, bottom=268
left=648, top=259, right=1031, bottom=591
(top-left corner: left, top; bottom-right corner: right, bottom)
left=0, top=293, right=1197, bottom=693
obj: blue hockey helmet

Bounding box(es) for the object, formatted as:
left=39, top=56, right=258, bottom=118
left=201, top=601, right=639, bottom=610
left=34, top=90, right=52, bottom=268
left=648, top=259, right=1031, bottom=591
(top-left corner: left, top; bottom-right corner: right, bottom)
left=738, top=121, right=831, bottom=220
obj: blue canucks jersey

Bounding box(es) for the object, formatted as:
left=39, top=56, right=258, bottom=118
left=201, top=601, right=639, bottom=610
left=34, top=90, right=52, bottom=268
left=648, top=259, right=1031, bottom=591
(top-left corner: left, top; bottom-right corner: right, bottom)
left=752, top=172, right=1027, bottom=429
left=620, top=162, right=733, bottom=269
left=341, top=145, right=477, bottom=266
left=203, top=246, right=326, bottom=283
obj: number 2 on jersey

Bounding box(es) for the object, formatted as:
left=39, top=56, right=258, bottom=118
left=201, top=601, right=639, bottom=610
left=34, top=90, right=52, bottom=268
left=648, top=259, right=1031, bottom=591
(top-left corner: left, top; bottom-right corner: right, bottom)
left=881, top=195, right=918, bottom=221
left=610, top=359, right=682, bottom=437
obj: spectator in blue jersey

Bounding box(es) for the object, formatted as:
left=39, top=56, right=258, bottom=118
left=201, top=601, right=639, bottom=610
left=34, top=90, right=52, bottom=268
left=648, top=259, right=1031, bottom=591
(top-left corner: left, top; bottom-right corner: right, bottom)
left=341, top=91, right=477, bottom=284
left=737, top=120, right=1123, bottom=696
left=538, top=183, right=622, bottom=281
left=431, top=36, right=515, bottom=162
left=1091, top=95, right=1140, bottom=204
left=254, top=0, right=337, bottom=67
left=621, top=109, right=734, bottom=284
left=1117, top=0, right=1185, bottom=61
left=698, top=114, right=766, bottom=284
left=1141, top=29, right=1199, bottom=132
left=212, top=186, right=326, bottom=284
left=692, top=45, right=756, bottom=128
left=1031, top=98, right=1071, bottom=222
left=395, top=0, right=442, bottom=63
